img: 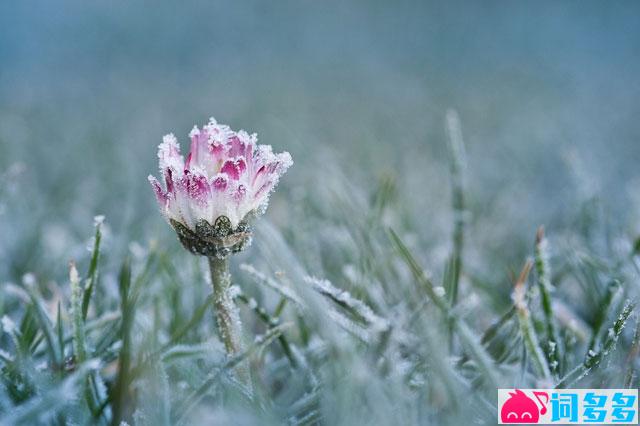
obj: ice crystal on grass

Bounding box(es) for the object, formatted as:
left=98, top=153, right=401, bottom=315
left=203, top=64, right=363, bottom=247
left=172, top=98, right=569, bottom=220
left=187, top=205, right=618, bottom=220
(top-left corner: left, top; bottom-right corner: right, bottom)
left=305, top=275, right=390, bottom=334
left=1, top=315, right=16, bottom=334
left=240, top=263, right=304, bottom=308
left=93, top=215, right=105, bottom=226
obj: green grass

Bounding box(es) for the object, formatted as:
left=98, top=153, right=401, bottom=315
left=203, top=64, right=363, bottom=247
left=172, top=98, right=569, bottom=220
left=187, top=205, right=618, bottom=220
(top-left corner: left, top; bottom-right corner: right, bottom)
left=0, top=113, right=639, bottom=426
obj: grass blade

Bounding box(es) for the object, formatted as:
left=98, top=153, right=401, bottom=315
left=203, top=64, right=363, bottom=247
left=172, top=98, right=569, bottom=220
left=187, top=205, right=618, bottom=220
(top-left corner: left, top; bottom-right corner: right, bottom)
left=624, top=315, right=640, bottom=388
left=556, top=300, right=635, bottom=388
left=175, top=323, right=291, bottom=424
left=240, top=263, right=304, bottom=308
left=111, top=257, right=133, bottom=426
left=0, top=359, right=100, bottom=426
left=55, top=301, right=64, bottom=365
left=587, top=279, right=621, bottom=352
left=305, top=275, right=389, bottom=333
left=457, top=306, right=516, bottom=367
left=514, top=260, right=552, bottom=382
left=70, top=262, right=87, bottom=363
left=82, top=216, right=103, bottom=321
left=128, top=295, right=213, bottom=384
left=389, top=228, right=500, bottom=388
left=445, top=109, right=467, bottom=313
left=23, top=282, right=61, bottom=368
left=534, top=227, right=561, bottom=378
left=234, top=286, right=297, bottom=367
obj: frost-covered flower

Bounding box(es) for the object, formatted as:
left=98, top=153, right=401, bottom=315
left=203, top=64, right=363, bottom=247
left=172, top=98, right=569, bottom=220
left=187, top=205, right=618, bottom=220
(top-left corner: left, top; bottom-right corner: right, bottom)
left=148, top=117, right=292, bottom=257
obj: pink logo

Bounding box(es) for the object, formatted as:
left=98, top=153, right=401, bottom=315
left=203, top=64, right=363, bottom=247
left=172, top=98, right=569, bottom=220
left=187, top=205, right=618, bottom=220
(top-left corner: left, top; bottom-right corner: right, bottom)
left=501, top=389, right=548, bottom=423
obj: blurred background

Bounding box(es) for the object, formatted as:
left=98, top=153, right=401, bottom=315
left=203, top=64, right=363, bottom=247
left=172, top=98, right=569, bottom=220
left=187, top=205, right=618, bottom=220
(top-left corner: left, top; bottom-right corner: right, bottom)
left=1, top=0, right=639, bottom=284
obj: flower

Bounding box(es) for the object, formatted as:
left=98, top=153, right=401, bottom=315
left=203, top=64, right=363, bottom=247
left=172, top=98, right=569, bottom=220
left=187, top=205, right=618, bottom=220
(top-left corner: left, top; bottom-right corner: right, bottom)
left=148, top=117, right=292, bottom=257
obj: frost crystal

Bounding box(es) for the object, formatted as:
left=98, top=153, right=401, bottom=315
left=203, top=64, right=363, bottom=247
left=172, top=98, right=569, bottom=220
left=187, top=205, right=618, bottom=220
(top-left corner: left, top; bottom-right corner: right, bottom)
left=21, top=272, right=36, bottom=286
left=93, top=215, right=105, bottom=226
left=0, top=349, right=13, bottom=362
left=433, top=286, right=446, bottom=298
left=1, top=315, right=16, bottom=333
left=305, top=275, right=389, bottom=333
left=228, top=284, right=242, bottom=299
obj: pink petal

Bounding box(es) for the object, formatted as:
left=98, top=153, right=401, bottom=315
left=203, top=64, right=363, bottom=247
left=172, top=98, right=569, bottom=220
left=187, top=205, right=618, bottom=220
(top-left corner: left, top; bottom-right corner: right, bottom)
left=227, top=135, right=244, bottom=158
left=158, top=134, right=184, bottom=171
left=237, top=131, right=256, bottom=160
left=164, top=168, right=175, bottom=193
left=220, top=160, right=237, bottom=179
left=183, top=171, right=210, bottom=202
left=148, top=175, right=168, bottom=207
left=254, top=180, right=274, bottom=199
left=252, top=164, right=267, bottom=184
left=220, top=157, right=246, bottom=180
left=236, top=157, right=247, bottom=174
left=233, top=184, right=247, bottom=202
left=188, top=125, right=222, bottom=172
left=251, top=160, right=280, bottom=185
left=211, top=173, right=228, bottom=192
left=209, top=141, right=224, bottom=157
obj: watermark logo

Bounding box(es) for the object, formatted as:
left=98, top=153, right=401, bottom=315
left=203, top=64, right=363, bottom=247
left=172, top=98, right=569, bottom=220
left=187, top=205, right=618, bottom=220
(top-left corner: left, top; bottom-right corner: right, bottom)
left=498, top=389, right=638, bottom=424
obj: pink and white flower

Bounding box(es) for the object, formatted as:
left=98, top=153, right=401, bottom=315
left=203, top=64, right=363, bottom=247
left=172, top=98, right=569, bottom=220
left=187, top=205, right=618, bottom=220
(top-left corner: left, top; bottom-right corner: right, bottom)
left=148, top=117, right=292, bottom=247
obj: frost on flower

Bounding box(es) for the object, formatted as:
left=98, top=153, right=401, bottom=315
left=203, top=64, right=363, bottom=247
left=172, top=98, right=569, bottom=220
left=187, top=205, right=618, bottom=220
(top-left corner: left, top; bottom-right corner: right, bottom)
left=148, top=117, right=292, bottom=258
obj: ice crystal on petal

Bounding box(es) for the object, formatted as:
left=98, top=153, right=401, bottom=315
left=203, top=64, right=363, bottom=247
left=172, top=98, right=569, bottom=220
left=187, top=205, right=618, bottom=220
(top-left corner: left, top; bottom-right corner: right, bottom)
left=149, top=117, right=291, bottom=256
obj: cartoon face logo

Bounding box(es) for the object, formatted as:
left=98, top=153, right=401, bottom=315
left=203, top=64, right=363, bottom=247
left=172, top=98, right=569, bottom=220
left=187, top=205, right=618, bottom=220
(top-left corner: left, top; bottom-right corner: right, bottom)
left=501, top=389, right=548, bottom=423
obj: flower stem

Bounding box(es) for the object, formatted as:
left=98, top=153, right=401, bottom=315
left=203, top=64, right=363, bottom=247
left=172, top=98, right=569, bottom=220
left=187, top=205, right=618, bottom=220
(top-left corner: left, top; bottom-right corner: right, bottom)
left=208, top=256, right=252, bottom=394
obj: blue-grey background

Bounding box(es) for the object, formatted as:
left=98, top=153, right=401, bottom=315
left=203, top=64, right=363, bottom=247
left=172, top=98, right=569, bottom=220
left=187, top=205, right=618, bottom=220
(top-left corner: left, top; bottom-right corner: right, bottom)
left=1, top=1, right=639, bottom=281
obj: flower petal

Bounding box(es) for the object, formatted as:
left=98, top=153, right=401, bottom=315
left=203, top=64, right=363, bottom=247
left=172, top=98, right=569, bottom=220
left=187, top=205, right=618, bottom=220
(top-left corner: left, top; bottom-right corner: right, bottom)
left=151, top=117, right=292, bottom=231
left=158, top=133, right=184, bottom=172
left=233, top=184, right=247, bottom=203
left=220, top=157, right=246, bottom=180
left=211, top=173, right=228, bottom=192
left=164, top=167, right=175, bottom=193
left=183, top=171, right=210, bottom=203
left=187, top=126, right=210, bottom=170
left=148, top=175, right=168, bottom=207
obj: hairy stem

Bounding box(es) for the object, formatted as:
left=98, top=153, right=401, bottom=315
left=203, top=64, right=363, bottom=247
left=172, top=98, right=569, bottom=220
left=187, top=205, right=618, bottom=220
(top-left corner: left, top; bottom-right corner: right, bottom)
left=208, top=256, right=252, bottom=393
